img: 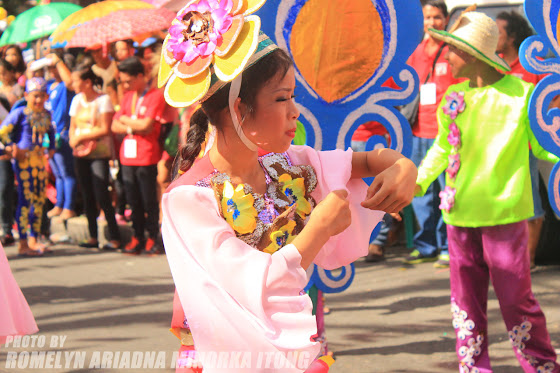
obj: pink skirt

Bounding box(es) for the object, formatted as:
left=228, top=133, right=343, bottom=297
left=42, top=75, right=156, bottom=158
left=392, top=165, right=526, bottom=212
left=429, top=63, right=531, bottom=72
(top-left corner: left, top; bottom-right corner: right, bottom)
left=0, top=243, right=38, bottom=344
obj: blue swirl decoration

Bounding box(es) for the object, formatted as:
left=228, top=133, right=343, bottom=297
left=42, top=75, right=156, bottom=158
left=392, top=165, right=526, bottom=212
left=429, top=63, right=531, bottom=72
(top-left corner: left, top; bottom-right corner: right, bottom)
left=520, top=0, right=560, bottom=216
left=304, top=263, right=355, bottom=293
left=256, top=0, right=423, bottom=293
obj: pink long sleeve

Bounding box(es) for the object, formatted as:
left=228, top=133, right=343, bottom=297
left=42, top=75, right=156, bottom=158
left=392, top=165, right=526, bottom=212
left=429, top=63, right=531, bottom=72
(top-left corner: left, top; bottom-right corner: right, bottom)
left=162, top=186, right=320, bottom=372
left=287, top=146, right=384, bottom=270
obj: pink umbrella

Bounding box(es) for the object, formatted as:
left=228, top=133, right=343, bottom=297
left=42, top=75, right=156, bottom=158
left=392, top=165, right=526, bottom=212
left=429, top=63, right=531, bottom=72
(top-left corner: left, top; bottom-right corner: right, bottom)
left=143, top=0, right=189, bottom=12
left=64, top=7, right=175, bottom=48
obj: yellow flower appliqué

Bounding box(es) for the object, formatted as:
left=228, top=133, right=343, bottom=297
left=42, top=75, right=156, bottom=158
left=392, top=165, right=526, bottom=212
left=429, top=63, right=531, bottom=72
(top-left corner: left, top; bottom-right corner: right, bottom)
left=264, top=220, right=296, bottom=254
left=221, top=180, right=257, bottom=234
left=278, top=174, right=311, bottom=218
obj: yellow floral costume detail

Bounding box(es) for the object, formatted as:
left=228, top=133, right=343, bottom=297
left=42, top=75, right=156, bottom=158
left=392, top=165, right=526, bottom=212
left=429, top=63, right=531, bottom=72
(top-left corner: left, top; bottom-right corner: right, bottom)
left=221, top=180, right=257, bottom=234
left=209, top=152, right=317, bottom=252
left=278, top=174, right=312, bottom=218
left=263, top=220, right=296, bottom=254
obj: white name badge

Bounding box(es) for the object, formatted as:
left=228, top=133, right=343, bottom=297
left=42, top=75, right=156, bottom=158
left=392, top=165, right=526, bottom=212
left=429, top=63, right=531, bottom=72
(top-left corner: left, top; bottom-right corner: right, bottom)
left=420, top=83, right=437, bottom=106
left=123, top=138, right=138, bottom=159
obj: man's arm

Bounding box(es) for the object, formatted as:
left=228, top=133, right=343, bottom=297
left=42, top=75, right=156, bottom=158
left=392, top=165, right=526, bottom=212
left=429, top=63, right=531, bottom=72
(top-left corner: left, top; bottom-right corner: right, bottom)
left=47, top=53, right=73, bottom=90
left=118, top=115, right=155, bottom=135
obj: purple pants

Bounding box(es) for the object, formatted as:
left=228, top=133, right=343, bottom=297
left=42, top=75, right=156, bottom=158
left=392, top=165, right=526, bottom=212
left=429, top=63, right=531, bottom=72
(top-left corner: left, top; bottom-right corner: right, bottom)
left=448, top=222, right=559, bottom=373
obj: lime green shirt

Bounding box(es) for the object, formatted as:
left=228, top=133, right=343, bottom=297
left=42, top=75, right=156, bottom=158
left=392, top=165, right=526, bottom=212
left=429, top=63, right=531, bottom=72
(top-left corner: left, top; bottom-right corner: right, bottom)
left=293, top=120, right=307, bottom=146
left=416, top=75, right=559, bottom=227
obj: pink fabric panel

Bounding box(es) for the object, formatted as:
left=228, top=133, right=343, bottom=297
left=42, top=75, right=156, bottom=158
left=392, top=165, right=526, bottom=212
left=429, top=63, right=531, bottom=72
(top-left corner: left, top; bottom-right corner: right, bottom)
left=162, top=186, right=319, bottom=372
left=287, top=146, right=384, bottom=269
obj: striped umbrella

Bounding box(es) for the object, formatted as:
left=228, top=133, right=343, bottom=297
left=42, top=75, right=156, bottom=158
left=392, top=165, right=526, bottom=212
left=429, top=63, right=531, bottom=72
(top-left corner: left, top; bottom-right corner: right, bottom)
left=62, top=7, right=175, bottom=49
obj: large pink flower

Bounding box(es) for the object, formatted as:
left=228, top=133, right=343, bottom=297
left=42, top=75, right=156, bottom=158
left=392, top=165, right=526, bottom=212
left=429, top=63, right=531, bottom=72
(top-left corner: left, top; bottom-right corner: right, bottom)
left=446, top=153, right=461, bottom=180
left=167, top=0, right=234, bottom=63
left=443, top=91, right=466, bottom=120
left=158, top=0, right=266, bottom=107
left=439, top=186, right=456, bottom=213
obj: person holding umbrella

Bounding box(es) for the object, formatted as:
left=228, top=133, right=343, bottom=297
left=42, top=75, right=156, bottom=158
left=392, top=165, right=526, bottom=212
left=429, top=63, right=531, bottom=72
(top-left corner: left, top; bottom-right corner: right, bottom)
left=43, top=50, right=77, bottom=221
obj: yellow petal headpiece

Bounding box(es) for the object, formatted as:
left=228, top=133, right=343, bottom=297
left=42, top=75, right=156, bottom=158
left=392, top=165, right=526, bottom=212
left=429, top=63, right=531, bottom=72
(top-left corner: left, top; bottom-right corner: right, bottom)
left=158, top=0, right=278, bottom=108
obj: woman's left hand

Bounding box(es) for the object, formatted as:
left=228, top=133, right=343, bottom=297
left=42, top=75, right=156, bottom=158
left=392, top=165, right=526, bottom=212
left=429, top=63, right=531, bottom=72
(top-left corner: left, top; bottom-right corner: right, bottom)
left=360, top=157, right=417, bottom=213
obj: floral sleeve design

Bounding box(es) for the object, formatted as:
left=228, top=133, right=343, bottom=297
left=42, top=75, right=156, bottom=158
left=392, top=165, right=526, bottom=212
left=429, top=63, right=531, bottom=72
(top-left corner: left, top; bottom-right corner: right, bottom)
left=440, top=92, right=465, bottom=213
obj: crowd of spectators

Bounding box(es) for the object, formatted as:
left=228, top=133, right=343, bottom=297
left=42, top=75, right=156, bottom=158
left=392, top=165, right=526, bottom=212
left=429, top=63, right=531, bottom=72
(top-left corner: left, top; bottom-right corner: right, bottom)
left=0, top=37, right=186, bottom=256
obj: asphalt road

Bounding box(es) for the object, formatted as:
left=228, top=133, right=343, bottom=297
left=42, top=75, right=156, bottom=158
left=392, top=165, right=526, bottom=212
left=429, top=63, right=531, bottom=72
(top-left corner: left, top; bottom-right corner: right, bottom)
left=1, top=242, right=559, bottom=373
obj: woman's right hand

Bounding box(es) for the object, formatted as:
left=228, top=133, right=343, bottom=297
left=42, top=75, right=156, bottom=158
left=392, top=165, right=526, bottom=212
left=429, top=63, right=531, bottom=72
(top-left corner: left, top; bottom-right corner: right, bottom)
left=308, top=189, right=351, bottom=237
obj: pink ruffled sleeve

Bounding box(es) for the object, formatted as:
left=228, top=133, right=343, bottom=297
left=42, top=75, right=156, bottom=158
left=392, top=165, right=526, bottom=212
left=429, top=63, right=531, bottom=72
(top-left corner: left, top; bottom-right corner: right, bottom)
left=287, top=145, right=384, bottom=270
left=161, top=186, right=320, bottom=372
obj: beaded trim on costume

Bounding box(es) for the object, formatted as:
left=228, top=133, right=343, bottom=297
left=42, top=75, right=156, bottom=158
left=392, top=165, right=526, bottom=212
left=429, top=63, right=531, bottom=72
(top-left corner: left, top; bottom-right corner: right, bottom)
left=24, top=108, right=52, bottom=145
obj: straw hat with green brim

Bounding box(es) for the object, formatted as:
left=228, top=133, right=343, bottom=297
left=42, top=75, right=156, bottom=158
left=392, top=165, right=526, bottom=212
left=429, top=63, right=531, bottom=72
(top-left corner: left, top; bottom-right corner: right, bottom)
left=427, top=11, right=510, bottom=72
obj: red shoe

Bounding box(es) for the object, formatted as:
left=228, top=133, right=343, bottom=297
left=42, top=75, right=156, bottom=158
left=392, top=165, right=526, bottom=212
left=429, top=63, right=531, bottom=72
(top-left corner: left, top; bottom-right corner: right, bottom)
left=143, top=237, right=162, bottom=255
left=122, top=236, right=142, bottom=254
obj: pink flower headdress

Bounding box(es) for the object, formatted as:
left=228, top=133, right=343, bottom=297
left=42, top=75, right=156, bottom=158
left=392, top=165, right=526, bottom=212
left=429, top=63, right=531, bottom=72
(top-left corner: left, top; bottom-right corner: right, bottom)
left=158, top=0, right=269, bottom=108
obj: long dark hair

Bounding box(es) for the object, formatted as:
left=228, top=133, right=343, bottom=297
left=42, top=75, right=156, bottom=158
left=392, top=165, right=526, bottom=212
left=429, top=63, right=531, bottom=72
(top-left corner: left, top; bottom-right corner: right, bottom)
left=73, top=63, right=104, bottom=91
left=175, top=48, right=293, bottom=176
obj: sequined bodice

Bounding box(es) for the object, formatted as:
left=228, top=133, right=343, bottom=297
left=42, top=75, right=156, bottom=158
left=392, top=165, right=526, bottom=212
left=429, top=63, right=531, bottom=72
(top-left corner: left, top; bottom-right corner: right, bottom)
left=196, top=152, right=318, bottom=253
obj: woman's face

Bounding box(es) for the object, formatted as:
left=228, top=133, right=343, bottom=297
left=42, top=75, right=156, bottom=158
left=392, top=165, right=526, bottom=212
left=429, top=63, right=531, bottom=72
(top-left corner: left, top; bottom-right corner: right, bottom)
left=71, top=72, right=88, bottom=94
left=241, top=66, right=300, bottom=153
left=4, top=48, right=20, bottom=67
left=115, top=41, right=134, bottom=62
